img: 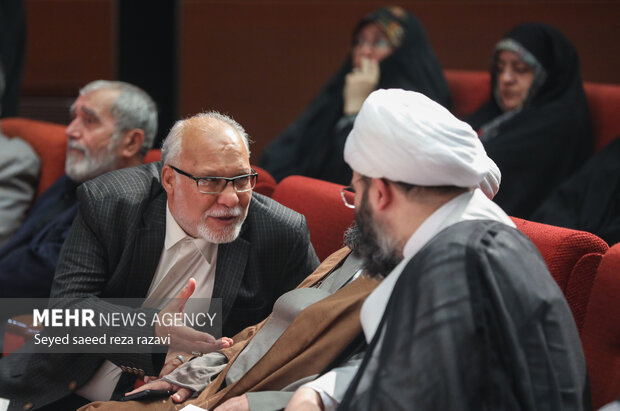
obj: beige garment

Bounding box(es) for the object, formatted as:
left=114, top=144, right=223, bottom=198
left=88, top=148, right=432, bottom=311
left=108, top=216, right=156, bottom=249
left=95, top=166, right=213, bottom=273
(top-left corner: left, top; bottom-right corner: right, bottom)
left=80, top=247, right=379, bottom=410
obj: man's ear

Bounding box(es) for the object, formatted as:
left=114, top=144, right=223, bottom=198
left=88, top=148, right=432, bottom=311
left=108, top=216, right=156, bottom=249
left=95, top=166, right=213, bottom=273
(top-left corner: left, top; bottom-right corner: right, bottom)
left=161, top=165, right=175, bottom=195
left=371, top=178, right=393, bottom=211
left=119, top=129, right=145, bottom=158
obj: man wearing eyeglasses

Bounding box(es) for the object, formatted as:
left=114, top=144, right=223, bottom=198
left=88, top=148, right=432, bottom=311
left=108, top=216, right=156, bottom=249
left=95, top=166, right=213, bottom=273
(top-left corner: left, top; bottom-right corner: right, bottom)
left=0, top=112, right=319, bottom=410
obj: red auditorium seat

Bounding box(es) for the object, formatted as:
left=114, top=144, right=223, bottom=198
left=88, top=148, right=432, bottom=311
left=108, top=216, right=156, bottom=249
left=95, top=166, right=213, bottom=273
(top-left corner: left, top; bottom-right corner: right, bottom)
left=444, top=69, right=490, bottom=117
left=272, top=176, right=354, bottom=261
left=511, top=217, right=609, bottom=332
left=583, top=82, right=620, bottom=152
left=143, top=148, right=161, bottom=164
left=252, top=165, right=277, bottom=198
left=1, top=118, right=67, bottom=197
left=580, top=243, right=620, bottom=409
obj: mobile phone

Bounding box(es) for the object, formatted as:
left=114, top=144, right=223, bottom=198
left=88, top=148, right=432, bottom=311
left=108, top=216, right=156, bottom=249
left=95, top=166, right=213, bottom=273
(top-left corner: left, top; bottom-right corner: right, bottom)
left=119, top=389, right=176, bottom=402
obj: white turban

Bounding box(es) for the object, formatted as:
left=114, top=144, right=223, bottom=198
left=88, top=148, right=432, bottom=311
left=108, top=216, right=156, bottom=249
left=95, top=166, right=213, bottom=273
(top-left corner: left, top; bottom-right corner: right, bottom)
left=344, top=89, right=501, bottom=199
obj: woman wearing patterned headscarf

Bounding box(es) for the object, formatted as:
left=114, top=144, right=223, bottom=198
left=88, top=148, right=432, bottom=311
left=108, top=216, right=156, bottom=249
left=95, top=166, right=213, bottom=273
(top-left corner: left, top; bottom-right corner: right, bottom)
left=260, top=6, right=451, bottom=185
left=466, top=23, right=593, bottom=219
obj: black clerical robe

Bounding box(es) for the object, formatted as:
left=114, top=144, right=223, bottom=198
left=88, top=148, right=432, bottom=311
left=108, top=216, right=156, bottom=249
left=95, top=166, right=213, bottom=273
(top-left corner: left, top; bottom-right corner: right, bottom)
left=339, top=220, right=590, bottom=411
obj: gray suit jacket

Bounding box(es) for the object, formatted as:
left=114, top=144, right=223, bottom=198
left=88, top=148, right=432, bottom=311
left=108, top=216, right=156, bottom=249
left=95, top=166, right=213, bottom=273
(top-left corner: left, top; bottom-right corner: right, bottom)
left=0, top=162, right=319, bottom=410
left=0, top=133, right=40, bottom=246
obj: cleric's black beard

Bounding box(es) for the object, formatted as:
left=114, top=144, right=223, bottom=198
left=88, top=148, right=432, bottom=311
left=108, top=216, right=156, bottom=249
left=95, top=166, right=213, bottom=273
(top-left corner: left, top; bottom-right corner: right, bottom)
left=353, top=191, right=401, bottom=279
left=343, top=223, right=361, bottom=251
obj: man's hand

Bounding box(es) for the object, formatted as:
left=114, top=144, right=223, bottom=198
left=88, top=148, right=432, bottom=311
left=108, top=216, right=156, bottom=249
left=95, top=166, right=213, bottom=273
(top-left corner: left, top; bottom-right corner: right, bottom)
left=284, top=387, right=324, bottom=411
left=343, top=58, right=380, bottom=115
left=213, top=394, right=249, bottom=411
left=143, top=350, right=192, bottom=382
left=149, top=336, right=234, bottom=381
left=124, top=379, right=194, bottom=403
left=155, top=278, right=221, bottom=354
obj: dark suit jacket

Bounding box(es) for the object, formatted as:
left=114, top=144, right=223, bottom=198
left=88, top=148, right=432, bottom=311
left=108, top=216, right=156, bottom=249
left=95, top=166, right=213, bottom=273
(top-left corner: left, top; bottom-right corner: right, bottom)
left=0, top=162, right=319, bottom=410
left=0, top=174, right=78, bottom=298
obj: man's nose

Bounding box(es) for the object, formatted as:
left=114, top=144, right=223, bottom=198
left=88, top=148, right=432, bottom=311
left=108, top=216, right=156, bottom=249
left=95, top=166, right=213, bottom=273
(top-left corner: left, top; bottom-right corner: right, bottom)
left=217, top=182, right=240, bottom=208
left=66, top=118, right=81, bottom=140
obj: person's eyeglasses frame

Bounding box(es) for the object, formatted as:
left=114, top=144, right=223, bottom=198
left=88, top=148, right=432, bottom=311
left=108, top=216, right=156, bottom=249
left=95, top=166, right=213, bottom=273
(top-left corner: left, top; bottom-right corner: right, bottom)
left=353, top=37, right=391, bottom=50
left=340, top=185, right=356, bottom=209
left=168, top=165, right=258, bottom=194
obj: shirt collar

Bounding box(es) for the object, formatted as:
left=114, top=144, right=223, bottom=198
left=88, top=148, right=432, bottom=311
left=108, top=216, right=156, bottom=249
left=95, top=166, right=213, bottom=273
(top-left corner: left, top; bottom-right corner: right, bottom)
left=401, top=188, right=515, bottom=261
left=164, top=203, right=216, bottom=263
left=360, top=188, right=514, bottom=342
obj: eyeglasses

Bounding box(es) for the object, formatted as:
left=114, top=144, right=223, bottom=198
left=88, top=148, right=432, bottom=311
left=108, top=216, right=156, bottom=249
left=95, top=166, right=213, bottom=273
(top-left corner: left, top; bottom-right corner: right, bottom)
left=340, top=185, right=356, bottom=209
left=169, top=165, right=258, bottom=194
left=353, top=37, right=391, bottom=50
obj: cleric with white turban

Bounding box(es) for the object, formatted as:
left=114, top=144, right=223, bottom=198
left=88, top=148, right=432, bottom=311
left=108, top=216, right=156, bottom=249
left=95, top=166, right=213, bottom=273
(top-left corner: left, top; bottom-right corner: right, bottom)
left=344, top=88, right=501, bottom=199
left=292, top=89, right=586, bottom=411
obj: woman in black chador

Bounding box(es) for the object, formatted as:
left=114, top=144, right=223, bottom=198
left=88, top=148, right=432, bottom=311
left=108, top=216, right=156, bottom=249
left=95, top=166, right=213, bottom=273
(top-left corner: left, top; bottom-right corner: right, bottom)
left=260, top=6, right=451, bottom=185
left=466, top=23, right=593, bottom=219
left=533, top=135, right=620, bottom=246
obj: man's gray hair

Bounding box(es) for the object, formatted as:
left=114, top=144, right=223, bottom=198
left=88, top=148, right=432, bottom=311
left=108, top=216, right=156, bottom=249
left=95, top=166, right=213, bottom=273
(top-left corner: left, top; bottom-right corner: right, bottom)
left=161, top=111, right=251, bottom=165
left=80, top=80, right=158, bottom=157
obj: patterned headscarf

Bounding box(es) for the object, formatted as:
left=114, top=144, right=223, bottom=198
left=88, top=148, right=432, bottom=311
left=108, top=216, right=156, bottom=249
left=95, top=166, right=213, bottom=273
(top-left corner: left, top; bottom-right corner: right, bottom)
left=352, top=6, right=407, bottom=48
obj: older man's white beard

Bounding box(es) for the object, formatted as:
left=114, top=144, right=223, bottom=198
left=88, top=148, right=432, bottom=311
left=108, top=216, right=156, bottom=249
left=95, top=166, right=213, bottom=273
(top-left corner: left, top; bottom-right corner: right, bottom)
left=65, top=140, right=119, bottom=182
left=196, top=205, right=247, bottom=244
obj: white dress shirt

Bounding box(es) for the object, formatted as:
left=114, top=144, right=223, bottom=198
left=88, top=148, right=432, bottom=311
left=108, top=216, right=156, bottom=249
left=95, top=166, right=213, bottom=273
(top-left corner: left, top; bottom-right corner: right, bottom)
left=77, top=204, right=218, bottom=401
left=305, top=189, right=515, bottom=409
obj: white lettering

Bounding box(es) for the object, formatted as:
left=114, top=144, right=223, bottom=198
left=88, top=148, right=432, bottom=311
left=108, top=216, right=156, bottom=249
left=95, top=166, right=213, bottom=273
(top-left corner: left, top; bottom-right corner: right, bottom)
left=33, top=333, right=69, bottom=347
left=137, top=335, right=170, bottom=345
left=65, top=309, right=79, bottom=326
left=109, top=336, right=134, bottom=345
left=120, top=312, right=136, bottom=326
left=51, top=309, right=63, bottom=327
left=150, top=312, right=217, bottom=327
left=150, top=313, right=161, bottom=327
left=33, top=309, right=48, bottom=327
left=73, top=334, right=106, bottom=345
left=194, top=312, right=206, bottom=326
left=136, top=312, right=147, bottom=327
left=82, top=309, right=95, bottom=327
left=33, top=308, right=97, bottom=327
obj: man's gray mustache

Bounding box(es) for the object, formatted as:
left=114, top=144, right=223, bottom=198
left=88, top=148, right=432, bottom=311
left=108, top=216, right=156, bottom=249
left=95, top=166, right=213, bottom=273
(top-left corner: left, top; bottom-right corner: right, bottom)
left=207, top=207, right=243, bottom=218
left=67, top=142, right=87, bottom=155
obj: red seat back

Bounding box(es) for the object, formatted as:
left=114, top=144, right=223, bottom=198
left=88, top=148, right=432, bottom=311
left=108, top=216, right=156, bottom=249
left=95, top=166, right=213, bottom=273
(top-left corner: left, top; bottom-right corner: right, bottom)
left=444, top=69, right=490, bottom=118
left=252, top=165, right=277, bottom=197
left=581, top=243, right=620, bottom=409
left=1, top=118, right=67, bottom=197
left=143, top=148, right=161, bottom=163
left=272, top=176, right=354, bottom=261
left=583, top=82, right=620, bottom=152
left=511, top=217, right=609, bottom=332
